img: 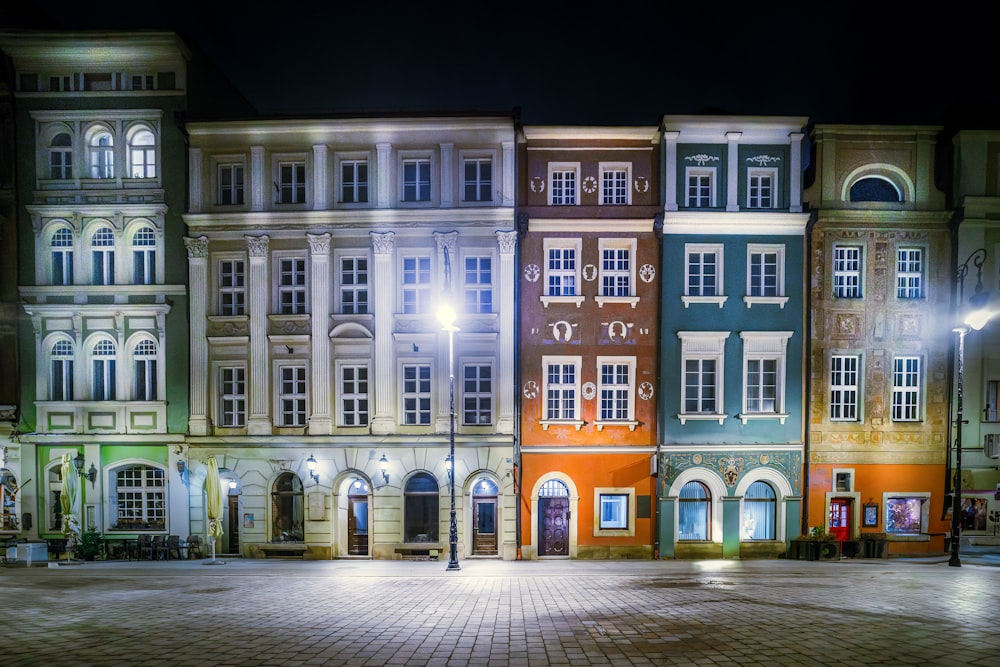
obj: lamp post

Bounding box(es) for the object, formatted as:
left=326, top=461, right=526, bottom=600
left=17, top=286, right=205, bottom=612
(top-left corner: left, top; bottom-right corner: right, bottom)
left=438, top=300, right=461, bottom=571
left=949, top=248, right=991, bottom=568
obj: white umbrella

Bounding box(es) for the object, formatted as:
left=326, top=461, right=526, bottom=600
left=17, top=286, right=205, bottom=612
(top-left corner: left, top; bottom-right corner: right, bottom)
left=60, top=454, right=81, bottom=560
left=205, top=457, right=224, bottom=564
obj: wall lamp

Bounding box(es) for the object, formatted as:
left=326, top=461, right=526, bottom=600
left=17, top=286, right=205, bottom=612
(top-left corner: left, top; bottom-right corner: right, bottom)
left=176, top=460, right=186, bottom=475
left=379, top=453, right=389, bottom=484
left=306, top=454, right=320, bottom=485
left=73, top=452, right=97, bottom=488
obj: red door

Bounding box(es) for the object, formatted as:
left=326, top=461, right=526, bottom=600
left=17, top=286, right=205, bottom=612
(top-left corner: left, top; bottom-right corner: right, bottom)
left=829, top=498, right=851, bottom=542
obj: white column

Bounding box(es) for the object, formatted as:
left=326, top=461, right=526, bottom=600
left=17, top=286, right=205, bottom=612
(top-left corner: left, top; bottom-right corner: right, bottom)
left=312, top=144, right=328, bottom=210
left=250, top=146, right=265, bottom=212
left=376, top=143, right=392, bottom=209
left=307, top=233, right=332, bottom=434
left=435, top=231, right=458, bottom=434
left=440, top=143, right=454, bottom=207
left=184, top=236, right=210, bottom=435
left=246, top=234, right=271, bottom=434
left=496, top=230, right=517, bottom=434
left=501, top=140, right=515, bottom=207
left=370, top=231, right=395, bottom=434
left=663, top=131, right=679, bottom=212
left=726, top=131, right=741, bottom=212
left=789, top=132, right=803, bottom=213
left=188, top=147, right=202, bottom=213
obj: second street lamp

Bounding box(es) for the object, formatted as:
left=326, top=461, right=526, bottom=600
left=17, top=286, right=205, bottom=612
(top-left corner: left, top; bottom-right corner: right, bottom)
left=437, top=300, right=461, bottom=571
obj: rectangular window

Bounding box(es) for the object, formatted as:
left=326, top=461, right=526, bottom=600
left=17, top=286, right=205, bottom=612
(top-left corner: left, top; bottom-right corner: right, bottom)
left=134, top=354, right=157, bottom=401
left=600, top=245, right=631, bottom=297
left=885, top=496, right=925, bottom=535
left=278, top=366, right=307, bottom=427
left=463, top=158, right=492, bottom=202
left=339, top=255, right=369, bottom=314
left=115, top=466, right=165, bottom=529
left=546, top=246, right=577, bottom=296
left=896, top=248, right=924, bottom=298
left=340, top=364, right=369, bottom=427
left=92, top=355, right=116, bottom=401
left=544, top=359, right=579, bottom=421
left=747, top=169, right=776, bottom=208
left=749, top=247, right=781, bottom=297
left=219, top=259, right=246, bottom=316
left=686, top=169, right=714, bottom=207
left=402, top=159, right=431, bottom=202
left=550, top=165, right=578, bottom=205
left=599, top=494, right=629, bottom=529
left=892, top=356, right=921, bottom=421
left=218, top=164, right=245, bottom=206
left=686, top=246, right=720, bottom=297
left=685, top=359, right=717, bottom=413
left=130, top=74, right=155, bottom=90
left=601, top=165, right=629, bottom=205
left=50, top=357, right=74, bottom=401
left=463, top=364, right=492, bottom=426
left=599, top=361, right=631, bottom=421
left=402, top=256, right=431, bottom=314
left=463, top=256, right=492, bottom=313
left=278, top=257, right=307, bottom=314
left=49, top=75, right=72, bottom=92
left=277, top=161, right=306, bottom=204
left=745, top=359, right=777, bottom=413
left=52, top=233, right=74, bottom=286
left=833, top=246, right=862, bottom=298
left=986, top=380, right=999, bottom=422
left=341, top=160, right=369, bottom=204
left=92, top=247, right=115, bottom=286
left=402, top=364, right=431, bottom=425
left=220, top=366, right=246, bottom=427
left=50, top=147, right=72, bottom=180
left=830, top=355, right=860, bottom=421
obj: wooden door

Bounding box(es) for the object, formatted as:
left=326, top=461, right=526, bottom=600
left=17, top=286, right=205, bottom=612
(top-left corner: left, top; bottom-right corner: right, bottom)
left=348, top=494, right=369, bottom=556
left=539, top=497, right=569, bottom=556
left=829, top=498, right=851, bottom=542
left=227, top=494, right=240, bottom=554
left=472, top=497, right=498, bottom=555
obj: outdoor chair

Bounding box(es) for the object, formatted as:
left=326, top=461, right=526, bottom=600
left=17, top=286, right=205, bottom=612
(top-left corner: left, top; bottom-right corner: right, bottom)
left=137, top=534, right=153, bottom=560
left=184, top=535, right=203, bottom=559
left=162, top=535, right=181, bottom=560
left=152, top=535, right=167, bottom=560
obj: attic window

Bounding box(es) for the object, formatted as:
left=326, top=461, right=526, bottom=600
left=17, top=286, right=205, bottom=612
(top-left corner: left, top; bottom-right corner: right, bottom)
left=849, top=177, right=902, bottom=202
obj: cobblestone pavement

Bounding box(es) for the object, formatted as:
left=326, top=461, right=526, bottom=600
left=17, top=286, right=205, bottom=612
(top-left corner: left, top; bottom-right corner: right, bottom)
left=2, top=556, right=998, bottom=667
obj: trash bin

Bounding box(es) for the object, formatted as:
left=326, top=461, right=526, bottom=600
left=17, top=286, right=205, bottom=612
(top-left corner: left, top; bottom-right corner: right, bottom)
left=16, top=541, right=48, bottom=564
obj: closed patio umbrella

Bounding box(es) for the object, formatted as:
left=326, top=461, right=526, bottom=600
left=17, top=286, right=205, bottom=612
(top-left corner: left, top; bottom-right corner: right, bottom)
left=60, top=453, right=81, bottom=560
left=205, top=457, right=224, bottom=564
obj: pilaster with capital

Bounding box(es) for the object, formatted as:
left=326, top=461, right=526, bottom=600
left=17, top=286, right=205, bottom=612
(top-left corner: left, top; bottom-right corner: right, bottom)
left=496, top=230, right=517, bottom=433
left=434, top=231, right=459, bottom=433
left=307, top=233, right=332, bottom=434
left=246, top=234, right=271, bottom=434
left=370, top=231, right=396, bottom=433
left=185, top=236, right=210, bottom=434
left=376, top=143, right=391, bottom=209
left=440, top=143, right=454, bottom=207
left=189, top=148, right=202, bottom=213
left=250, top=146, right=265, bottom=212
left=501, top=141, right=515, bottom=207
left=313, top=145, right=328, bottom=210
left=663, top=132, right=679, bottom=211
left=726, top=132, right=741, bottom=212
left=789, top=132, right=803, bottom=212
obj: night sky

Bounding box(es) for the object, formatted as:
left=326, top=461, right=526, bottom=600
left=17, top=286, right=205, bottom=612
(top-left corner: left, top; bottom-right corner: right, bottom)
left=5, top=1, right=1000, bottom=127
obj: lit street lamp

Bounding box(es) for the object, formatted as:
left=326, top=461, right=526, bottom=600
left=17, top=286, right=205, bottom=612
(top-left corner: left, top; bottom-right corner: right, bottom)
left=438, top=299, right=461, bottom=571
left=949, top=248, right=992, bottom=568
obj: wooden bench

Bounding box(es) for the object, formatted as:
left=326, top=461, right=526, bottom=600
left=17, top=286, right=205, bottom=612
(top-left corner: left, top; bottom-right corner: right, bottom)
left=259, top=543, right=307, bottom=559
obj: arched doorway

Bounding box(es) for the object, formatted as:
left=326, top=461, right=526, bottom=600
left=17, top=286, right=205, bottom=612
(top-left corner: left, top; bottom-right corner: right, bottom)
left=538, top=479, right=569, bottom=556
left=347, top=478, right=370, bottom=556
left=471, top=477, right=499, bottom=556
left=271, top=472, right=304, bottom=543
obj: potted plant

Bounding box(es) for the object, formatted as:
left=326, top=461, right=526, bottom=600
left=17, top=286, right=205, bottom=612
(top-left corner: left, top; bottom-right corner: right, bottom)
left=73, top=529, right=104, bottom=561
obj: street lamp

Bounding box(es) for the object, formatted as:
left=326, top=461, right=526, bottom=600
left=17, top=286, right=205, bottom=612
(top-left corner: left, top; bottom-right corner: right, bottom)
left=949, top=248, right=992, bottom=568
left=437, top=297, right=461, bottom=572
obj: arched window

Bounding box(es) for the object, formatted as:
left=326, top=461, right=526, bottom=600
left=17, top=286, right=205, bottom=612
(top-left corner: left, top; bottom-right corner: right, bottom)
left=51, top=227, right=74, bottom=286
left=91, top=227, right=115, bottom=285
left=133, top=339, right=157, bottom=400
left=742, top=480, right=776, bottom=541
left=849, top=177, right=902, bottom=202
left=403, top=472, right=439, bottom=543
left=50, top=339, right=75, bottom=401
left=678, top=481, right=710, bottom=540
left=132, top=225, right=156, bottom=284
left=110, top=464, right=165, bottom=531
left=271, top=472, right=304, bottom=542
left=0, top=467, right=19, bottom=531
left=89, top=130, right=114, bottom=179
left=129, top=128, right=156, bottom=179
left=91, top=338, right=117, bottom=400
left=49, top=132, right=73, bottom=179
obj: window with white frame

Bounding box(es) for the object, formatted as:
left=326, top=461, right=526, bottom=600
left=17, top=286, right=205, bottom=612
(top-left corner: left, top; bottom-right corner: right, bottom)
left=549, top=163, right=579, bottom=205
left=542, top=239, right=582, bottom=304
left=678, top=481, right=711, bottom=540
left=746, top=244, right=787, bottom=307
left=599, top=493, right=629, bottom=529
left=49, top=133, right=73, bottom=179
left=463, top=255, right=492, bottom=313
left=339, top=254, right=369, bottom=314
left=112, top=465, right=165, bottom=531
left=218, top=259, right=246, bottom=316
left=133, top=339, right=157, bottom=401
left=896, top=247, right=924, bottom=299
left=742, top=481, right=776, bottom=540
left=51, top=227, right=74, bottom=286
left=541, top=356, right=582, bottom=428
left=218, top=163, right=244, bottom=206
left=219, top=366, right=246, bottom=427
left=463, top=157, right=492, bottom=202
left=402, top=255, right=431, bottom=314
left=402, top=364, right=431, bottom=425
left=830, top=354, right=860, bottom=421
left=599, top=239, right=634, bottom=298
left=339, top=363, right=369, bottom=427
left=128, top=128, right=156, bottom=179
left=679, top=331, right=729, bottom=423
left=91, top=227, right=115, bottom=285
left=685, top=168, right=715, bottom=208
left=402, top=158, right=431, bottom=202
left=740, top=331, right=791, bottom=423
left=50, top=339, right=74, bottom=401
left=278, top=365, right=307, bottom=427
left=131, top=225, right=156, bottom=285
left=833, top=245, right=862, bottom=298
left=892, top=356, right=921, bottom=421
left=597, top=356, right=636, bottom=429
left=884, top=493, right=929, bottom=536
left=747, top=168, right=777, bottom=208
left=88, top=130, right=114, bottom=179
left=277, top=256, right=307, bottom=315
left=683, top=244, right=725, bottom=307
left=91, top=338, right=117, bottom=400
left=341, top=159, right=368, bottom=204
left=600, top=163, right=630, bottom=205
left=462, top=363, right=493, bottom=426
left=276, top=161, right=306, bottom=204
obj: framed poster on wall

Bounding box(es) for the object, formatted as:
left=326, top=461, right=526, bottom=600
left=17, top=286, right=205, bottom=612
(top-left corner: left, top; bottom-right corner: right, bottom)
left=863, top=502, right=879, bottom=528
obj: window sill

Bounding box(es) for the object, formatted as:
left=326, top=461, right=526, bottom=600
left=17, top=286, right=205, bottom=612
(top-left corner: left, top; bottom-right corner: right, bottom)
left=681, top=296, right=727, bottom=309
left=737, top=412, right=789, bottom=425
left=677, top=413, right=727, bottom=425
left=594, top=420, right=638, bottom=432
left=743, top=296, right=789, bottom=309
left=540, top=295, right=585, bottom=308
left=594, top=296, right=639, bottom=309
left=540, top=420, right=585, bottom=431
